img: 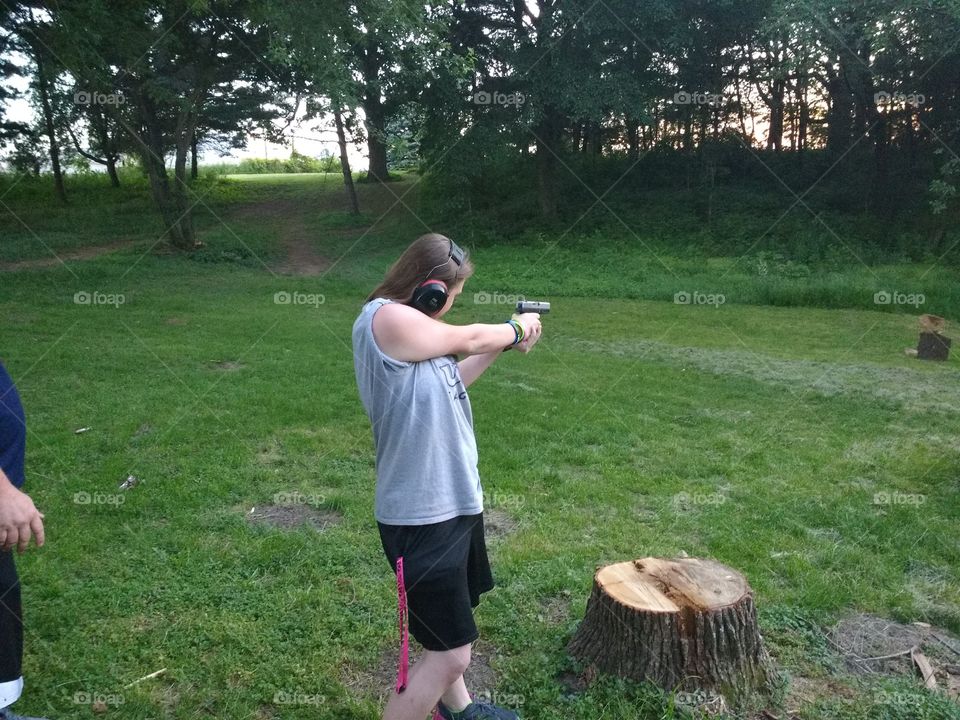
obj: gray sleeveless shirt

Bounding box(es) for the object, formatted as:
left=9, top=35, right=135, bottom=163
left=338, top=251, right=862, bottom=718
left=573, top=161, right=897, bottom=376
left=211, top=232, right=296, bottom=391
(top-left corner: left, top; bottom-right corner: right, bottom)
left=352, top=298, right=483, bottom=525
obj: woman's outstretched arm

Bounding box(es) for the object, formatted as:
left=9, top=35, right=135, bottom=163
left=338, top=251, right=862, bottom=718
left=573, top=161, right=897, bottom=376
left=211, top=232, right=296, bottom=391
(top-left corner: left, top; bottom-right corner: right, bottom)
left=373, top=303, right=540, bottom=362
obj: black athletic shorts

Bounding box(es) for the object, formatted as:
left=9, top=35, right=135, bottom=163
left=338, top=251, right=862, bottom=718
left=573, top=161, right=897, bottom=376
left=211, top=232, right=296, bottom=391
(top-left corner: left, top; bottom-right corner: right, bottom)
left=378, top=512, right=494, bottom=651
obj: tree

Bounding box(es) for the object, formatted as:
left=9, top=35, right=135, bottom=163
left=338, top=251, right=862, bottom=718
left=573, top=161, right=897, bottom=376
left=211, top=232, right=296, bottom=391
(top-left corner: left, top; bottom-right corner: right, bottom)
left=4, top=4, right=69, bottom=202
left=270, top=0, right=437, bottom=185
left=0, top=7, right=28, bottom=144
left=66, top=86, right=125, bottom=187
left=51, top=0, right=287, bottom=249
left=342, top=0, right=435, bottom=183
left=267, top=1, right=362, bottom=212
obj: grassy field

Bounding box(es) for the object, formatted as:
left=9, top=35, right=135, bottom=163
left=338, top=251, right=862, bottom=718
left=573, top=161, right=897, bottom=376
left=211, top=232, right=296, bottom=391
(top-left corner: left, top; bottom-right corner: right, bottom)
left=0, top=173, right=958, bottom=719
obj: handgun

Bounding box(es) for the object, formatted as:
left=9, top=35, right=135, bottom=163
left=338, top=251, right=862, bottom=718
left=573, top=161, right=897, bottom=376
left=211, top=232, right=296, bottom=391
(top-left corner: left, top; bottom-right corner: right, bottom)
left=515, top=300, right=551, bottom=315
left=504, top=300, right=549, bottom=350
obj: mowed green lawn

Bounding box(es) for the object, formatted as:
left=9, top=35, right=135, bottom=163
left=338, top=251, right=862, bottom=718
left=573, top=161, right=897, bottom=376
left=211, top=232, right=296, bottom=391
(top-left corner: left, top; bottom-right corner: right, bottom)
left=0, top=174, right=958, bottom=719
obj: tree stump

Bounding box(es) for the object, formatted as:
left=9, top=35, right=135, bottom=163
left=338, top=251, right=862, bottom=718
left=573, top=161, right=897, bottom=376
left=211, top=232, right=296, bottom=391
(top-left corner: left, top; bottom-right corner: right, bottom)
left=568, top=557, right=775, bottom=704
left=917, top=332, right=951, bottom=361
left=916, top=315, right=951, bottom=361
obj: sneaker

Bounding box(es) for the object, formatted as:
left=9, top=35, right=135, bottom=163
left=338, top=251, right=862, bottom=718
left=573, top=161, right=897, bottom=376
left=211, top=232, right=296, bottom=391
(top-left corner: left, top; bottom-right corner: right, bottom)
left=0, top=710, right=49, bottom=720
left=437, top=700, right=519, bottom=719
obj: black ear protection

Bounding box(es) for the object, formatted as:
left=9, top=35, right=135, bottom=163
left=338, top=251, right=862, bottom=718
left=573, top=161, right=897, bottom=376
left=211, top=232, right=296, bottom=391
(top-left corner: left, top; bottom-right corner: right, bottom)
left=410, top=239, right=465, bottom=315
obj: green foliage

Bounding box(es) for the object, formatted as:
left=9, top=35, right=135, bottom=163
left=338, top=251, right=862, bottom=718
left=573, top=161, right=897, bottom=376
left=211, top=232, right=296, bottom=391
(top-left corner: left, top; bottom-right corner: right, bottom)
left=234, top=150, right=341, bottom=175
left=929, top=151, right=960, bottom=216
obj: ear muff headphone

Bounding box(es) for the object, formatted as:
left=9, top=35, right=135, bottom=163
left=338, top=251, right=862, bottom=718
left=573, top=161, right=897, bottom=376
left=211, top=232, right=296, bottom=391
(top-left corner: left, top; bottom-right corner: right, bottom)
left=411, top=279, right=450, bottom=315
left=410, top=239, right=465, bottom=315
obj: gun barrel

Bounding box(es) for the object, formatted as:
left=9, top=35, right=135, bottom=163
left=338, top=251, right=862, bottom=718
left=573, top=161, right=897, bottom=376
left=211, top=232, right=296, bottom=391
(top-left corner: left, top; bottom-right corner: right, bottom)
left=516, top=300, right=551, bottom=314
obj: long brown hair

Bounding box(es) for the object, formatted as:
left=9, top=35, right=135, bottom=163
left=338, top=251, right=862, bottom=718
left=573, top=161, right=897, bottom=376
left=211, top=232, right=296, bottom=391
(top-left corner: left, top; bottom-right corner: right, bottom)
left=366, top=233, right=474, bottom=303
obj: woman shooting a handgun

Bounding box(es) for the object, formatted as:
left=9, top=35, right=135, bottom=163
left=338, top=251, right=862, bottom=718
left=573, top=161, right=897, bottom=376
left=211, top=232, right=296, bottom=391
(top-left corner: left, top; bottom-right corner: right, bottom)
left=352, top=233, right=541, bottom=720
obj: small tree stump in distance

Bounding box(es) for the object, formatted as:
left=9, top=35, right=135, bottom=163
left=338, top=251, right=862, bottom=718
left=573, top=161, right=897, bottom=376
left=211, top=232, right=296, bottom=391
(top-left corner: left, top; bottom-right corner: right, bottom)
left=917, top=331, right=951, bottom=361
left=916, top=315, right=951, bottom=361
left=568, top=557, right=776, bottom=705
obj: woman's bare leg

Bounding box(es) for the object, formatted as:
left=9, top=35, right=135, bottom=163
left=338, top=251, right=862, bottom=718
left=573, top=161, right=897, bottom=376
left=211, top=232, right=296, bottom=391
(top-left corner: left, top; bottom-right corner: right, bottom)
left=440, top=675, right=471, bottom=712
left=383, top=645, right=471, bottom=720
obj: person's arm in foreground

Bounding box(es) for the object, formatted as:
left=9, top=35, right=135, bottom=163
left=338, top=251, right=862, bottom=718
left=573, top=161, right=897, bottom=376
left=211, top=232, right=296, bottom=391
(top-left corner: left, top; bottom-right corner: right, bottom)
left=0, top=467, right=44, bottom=554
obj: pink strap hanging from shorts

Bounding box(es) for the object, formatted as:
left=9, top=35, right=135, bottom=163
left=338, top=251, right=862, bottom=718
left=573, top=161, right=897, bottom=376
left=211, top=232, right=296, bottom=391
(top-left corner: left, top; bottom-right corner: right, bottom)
left=395, top=556, right=409, bottom=693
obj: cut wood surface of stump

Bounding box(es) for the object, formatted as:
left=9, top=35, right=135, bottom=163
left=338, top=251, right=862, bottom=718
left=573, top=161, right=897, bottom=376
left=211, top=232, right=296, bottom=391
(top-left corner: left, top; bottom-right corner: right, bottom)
left=569, top=557, right=776, bottom=704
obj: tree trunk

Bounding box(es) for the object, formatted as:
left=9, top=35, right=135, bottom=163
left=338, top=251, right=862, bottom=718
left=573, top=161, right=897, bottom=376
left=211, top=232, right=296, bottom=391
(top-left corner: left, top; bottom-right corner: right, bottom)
left=683, top=112, right=694, bottom=152
left=33, top=39, right=67, bottom=204
left=190, top=134, right=199, bottom=180
left=105, top=117, right=121, bottom=186
left=797, top=70, right=809, bottom=153
left=569, top=557, right=776, bottom=706
left=142, top=149, right=191, bottom=249
left=67, top=118, right=120, bottom=187
left=767, top=79, right=785, bottom=151
left=534, top=107, right=561, bottom=220
left=587, top=121, right=602, bottom=156
left=625, top=115, right=639, bottom=161
left=137, top=88, right=195, bottom=249
left=825, top=62, right=854, bottom=157
left=571, top=122, right=583, bottom=153
left=735, top=73, right=749, bottom=140
left=172, top=119, right=198, bottom=249
left=361, top=35, right=389, bottom=183
left=333, top=106, right=360, bottom=215
left=106, top=159, right=120, bottom=187
left=364, top=106, right=388, bottom=182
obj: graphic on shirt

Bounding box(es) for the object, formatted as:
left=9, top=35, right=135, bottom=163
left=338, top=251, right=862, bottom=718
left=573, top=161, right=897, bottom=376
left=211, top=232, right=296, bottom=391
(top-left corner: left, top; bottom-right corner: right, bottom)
left=437, top=357, right=467, bottom=401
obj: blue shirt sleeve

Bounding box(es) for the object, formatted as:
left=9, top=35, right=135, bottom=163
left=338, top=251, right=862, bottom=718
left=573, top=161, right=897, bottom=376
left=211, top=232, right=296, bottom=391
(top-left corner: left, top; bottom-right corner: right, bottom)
left=0, top=360, right=26, bottom=489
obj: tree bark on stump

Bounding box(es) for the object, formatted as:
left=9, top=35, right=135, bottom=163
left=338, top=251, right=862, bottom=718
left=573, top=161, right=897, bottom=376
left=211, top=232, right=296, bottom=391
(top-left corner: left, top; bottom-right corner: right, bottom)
left=569, top=557, right=776, bottom=704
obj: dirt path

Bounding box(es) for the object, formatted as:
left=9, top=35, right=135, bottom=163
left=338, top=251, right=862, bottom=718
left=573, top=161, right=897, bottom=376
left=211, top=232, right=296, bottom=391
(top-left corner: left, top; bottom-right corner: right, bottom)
left=233, top=181, right=398, bottom=277
left=2, top=198, right=336, bottom=275
left=234, top=196, right=335, bottom=277
left=2, top=180, right=388, bottom=275
left=275, top=228, right=331, bottom=276
left=0, top=239, right=138, bottom=272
